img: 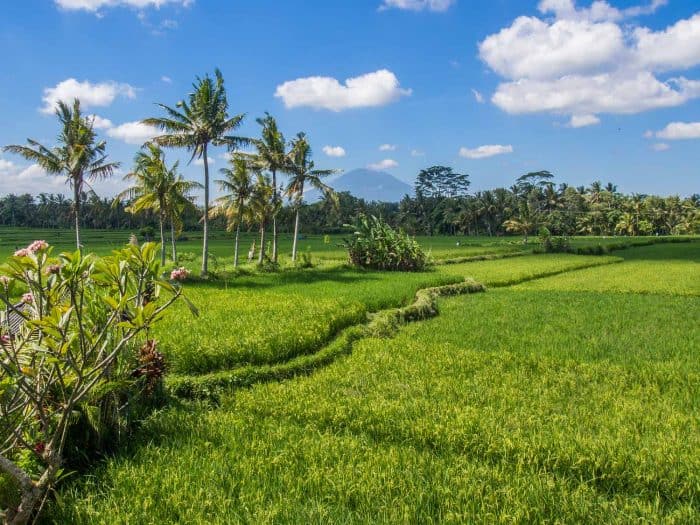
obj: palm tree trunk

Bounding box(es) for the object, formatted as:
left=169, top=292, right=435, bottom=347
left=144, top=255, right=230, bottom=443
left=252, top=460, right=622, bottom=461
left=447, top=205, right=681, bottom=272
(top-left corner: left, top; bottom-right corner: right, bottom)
left=201, top=143, right=210, bottom=277
left=170, top=221, right=178, bottom=264
left=159, top=212, right=166, bottom=266
left=258, top=222, right=266, bottom=264
left=292, top=208, right=301, bottom=262
left=271, top=169, right=278, bottom=263
left=73, top=181, right=81, bottom=251
left=234, top=208, right=242, bottom=268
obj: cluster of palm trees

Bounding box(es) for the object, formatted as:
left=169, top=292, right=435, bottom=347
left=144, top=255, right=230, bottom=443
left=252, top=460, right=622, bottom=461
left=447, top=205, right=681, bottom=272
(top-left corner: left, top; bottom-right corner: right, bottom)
left=393, top=172, right=699, bottom=239
left=4, top=69, right=337, bottom=276
left=141, top=70, right=336, bottom=273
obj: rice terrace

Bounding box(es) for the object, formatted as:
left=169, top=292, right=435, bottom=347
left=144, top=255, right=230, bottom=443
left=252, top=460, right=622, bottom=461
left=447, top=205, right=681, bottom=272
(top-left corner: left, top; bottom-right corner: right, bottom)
left=1, top=1, right=699, bottom=524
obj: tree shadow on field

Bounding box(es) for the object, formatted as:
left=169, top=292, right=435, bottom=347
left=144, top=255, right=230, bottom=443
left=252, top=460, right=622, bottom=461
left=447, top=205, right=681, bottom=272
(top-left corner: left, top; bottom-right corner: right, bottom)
left=619, top=241, right=700, bottom=262
left=186, top=266, right=440, bottom=292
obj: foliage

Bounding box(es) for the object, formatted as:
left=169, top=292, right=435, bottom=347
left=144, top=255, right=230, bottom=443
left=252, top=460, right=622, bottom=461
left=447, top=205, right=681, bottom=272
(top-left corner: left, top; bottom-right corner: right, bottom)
left=537, top=226, right=570, bottom=253
left=144, top=68, right=248, bottom=277
left=2, top=100, right=120, bottom=249
left=415, top=165, right=470, bottom=199
left=343, top=215, right=427, bottom=271
left=0, top=241, right=190, bottom=524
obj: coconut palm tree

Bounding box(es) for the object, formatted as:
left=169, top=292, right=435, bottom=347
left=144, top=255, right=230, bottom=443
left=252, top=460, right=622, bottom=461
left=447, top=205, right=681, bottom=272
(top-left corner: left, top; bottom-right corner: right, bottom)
left=210, top=156, right=254, bottom=267
left=116, top=144, right=200, bottom=265
left=247, top=113, right=286, bottom=263
left=143, top=69, right=247, bottom=277
left=3, top=99, right=119, bottom=249
left=284, top=133, right=337, bottom=262
left=248, top=174, right=276, bottom=264
left=165, top=174, right=199, bottom=265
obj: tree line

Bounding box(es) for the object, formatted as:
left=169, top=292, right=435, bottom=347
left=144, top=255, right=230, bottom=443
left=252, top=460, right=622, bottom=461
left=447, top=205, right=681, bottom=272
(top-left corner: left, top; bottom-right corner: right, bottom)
left=3, top=70, right=698, bottom=276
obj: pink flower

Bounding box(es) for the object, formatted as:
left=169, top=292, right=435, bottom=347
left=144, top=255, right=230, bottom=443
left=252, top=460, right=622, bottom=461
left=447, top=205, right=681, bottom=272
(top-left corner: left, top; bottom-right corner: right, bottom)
left=45, top=264, right=61, bottom=275
left=27, top=240, right=48, bottom=253
left=21, top=293, right=34, bottom=304
left=170, top=267, right=190, bottom=281
left=0, top=334, right=10, bottom=345
left=13, top=248, right=29, bottom=257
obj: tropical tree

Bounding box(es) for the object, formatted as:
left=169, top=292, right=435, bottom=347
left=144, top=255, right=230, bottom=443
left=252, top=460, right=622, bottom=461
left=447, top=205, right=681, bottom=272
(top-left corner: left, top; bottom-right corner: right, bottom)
left=247, top=113, right=286, bottom=263
left=116, top=144, right=199, bottom=265
left=3, top=99, right=119, bottom=249
left=285, top=133, right=336, bottom=262
left=143, top=69, right=247, bottom=277
left=210, top=156, right=255, bottom=267
left=248, top=174, right=276, bottom=264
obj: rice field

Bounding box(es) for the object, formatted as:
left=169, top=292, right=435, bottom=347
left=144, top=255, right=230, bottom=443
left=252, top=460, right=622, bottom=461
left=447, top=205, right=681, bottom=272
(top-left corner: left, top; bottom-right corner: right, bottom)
left=44, top=239, right=700, bottom=524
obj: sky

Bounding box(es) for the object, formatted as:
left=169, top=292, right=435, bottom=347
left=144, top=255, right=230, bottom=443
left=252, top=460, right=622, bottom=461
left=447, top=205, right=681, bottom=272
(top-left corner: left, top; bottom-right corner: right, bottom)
left=0, top=0, right=698, bottom=200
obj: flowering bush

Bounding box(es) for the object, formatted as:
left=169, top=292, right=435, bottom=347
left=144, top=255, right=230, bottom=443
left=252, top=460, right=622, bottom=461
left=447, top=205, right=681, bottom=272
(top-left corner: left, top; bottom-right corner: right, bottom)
left=170, top=267, right=190, bottom=281
left=0, top=241, right=195, bottom=525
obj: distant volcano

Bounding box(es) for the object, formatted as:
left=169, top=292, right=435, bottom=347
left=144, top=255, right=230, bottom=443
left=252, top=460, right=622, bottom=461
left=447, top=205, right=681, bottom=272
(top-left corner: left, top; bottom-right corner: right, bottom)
left=306, top=168, right=413, bottom=203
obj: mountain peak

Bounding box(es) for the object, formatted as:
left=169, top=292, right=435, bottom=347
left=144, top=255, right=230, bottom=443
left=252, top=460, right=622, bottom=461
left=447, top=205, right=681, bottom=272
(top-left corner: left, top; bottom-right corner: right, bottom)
left=309, top=168, right=413, bottom=203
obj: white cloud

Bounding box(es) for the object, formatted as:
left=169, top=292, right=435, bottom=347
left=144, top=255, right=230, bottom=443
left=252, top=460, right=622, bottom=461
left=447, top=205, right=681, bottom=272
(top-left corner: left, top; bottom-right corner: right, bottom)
left=651, top=142, right=670, bottom=151
left=379, top=143, right=396, bottom=151
left=568, top=114, right=600, bottom=127
left=537, top=0, right=667, bottom=23
left=0, top=160, right=62, bottom=195
left=161, top=76, right=172, bottom=84
left=411, top=149, right=425, bottom=156
left=472, top=89, right=485, bottom=103
left=367, top=159, right=398, bottom=170
left=54, top=0, right=192, bottom=12
left=89, top=115, right=113, bottom=129
left=106, top=121, right=159, bottom=145
left=656, top=121, right=700, bottom=140
left=274, top=69, right=411, bottom=111
left=379, top=0, right=454, bottom=12
left=492, top=73, right=700, bottom=116
left=41, top=78, right=136, bottom=114
left=322, top=145, right=346, bottom=157
left=459, top=144, right=513, bottom=159
left=643, top=130, right=654, bottom=138
left=193, top=156, right=216, bottom=166
left=479, top=5, right=700, bottom=123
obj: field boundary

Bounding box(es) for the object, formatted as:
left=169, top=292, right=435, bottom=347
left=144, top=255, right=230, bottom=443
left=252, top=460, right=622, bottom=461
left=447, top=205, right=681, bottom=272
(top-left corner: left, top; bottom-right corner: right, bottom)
left=166, top=279, right=486, bottom=400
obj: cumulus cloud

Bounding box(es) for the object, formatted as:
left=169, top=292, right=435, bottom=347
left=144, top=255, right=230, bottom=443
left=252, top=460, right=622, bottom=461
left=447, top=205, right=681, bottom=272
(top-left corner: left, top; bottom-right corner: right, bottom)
left=655, top=121, right=700, bottom=140
left=161, top=76, right=172, bottom=83
left=89, top=115, right=114, bottom=129
left=367, top=159, right=399, bottom=170
left=651, top=142, right=670, bottom=151
left=41, top=78, right=136, bottom=114
left=274, top=69, right=411, bottom=111
left=459, top=144, right=513, bottom=159
left=569, top=114, right=600, bottom=127
left=106, top=121, right=159, bottom=145
left=322, top=145, right=346, bottom=157
left=54, top=0, right=192, bottom=12
left=379, top=0, right=454, bottom=12
left=479, top=3, right=700, bottom=123
left=0, top=159, right=63, bottom=195
left=379, top=143, right=396, bottom=151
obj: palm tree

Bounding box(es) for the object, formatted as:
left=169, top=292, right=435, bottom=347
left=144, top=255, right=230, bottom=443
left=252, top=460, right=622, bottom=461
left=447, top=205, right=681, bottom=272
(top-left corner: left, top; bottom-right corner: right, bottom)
left=165, top=174, right=200, bottom=265
left=248, top=174, right=276, bottom=264
left=116, top=144, right=199, bottom=265
left=143, top=68, right=247, bottom=277
left=3, top=99, right=119, bottom=249
left=284, top=133, right=336, bottom=262
left=247, top=113, right=286, bottom=263
left=210, top=156, right=254, bottom=268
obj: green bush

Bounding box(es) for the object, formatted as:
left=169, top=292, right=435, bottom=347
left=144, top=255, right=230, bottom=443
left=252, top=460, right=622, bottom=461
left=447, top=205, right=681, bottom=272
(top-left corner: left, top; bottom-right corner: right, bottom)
left=343, top=215, right=427, bottom=271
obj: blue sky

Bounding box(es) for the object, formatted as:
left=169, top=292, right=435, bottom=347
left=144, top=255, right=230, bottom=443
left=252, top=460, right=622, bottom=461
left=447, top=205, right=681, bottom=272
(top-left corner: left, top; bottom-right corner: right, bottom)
left=0, top=0, right=698, bottom=199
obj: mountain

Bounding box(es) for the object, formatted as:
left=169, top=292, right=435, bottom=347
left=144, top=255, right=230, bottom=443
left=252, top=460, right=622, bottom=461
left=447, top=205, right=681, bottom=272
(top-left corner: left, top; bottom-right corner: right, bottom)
left=306, top=169, right=413, bottom=203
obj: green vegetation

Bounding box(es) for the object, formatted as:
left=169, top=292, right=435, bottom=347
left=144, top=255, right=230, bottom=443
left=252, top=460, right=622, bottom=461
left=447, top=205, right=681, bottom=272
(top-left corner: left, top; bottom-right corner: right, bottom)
left=45, top=241, right=699, bottom=523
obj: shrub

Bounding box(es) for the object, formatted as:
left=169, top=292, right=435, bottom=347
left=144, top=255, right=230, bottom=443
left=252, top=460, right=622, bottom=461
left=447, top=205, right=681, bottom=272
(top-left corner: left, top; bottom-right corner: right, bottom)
left=0, top=242, right=193, bottom=524
left=295, top=250, right=314, bottom=269
left=343, top=215, right=427, bottom=271
left=538, top=227, right=571, bottom=253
